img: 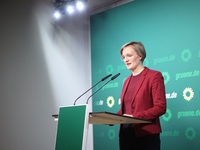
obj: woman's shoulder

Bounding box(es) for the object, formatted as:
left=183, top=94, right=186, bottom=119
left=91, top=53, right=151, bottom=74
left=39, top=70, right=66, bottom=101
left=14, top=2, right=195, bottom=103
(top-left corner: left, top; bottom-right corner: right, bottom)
left=144, top=67, right=162, bottom=76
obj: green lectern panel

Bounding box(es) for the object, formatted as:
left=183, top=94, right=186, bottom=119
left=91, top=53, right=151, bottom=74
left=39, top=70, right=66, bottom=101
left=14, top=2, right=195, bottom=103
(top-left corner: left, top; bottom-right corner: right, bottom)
left=55, top=105, right=88, bottom=150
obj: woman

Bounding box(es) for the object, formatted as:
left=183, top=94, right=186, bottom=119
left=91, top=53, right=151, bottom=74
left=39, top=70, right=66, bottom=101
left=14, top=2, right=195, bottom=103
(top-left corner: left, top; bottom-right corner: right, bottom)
left=117, top=41, right=166, bottom=150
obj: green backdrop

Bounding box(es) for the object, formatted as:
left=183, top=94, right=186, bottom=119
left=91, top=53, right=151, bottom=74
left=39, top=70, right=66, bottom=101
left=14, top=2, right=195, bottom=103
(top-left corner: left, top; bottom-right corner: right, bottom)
left=90, top=0, right=200, bottom=150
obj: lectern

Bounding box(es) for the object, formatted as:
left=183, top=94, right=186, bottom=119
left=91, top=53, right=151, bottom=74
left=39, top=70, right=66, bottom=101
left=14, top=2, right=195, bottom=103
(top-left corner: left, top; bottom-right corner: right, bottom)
left=55, top=104, right=89, bottom=150
left=54, top=104, right=151, bottom=150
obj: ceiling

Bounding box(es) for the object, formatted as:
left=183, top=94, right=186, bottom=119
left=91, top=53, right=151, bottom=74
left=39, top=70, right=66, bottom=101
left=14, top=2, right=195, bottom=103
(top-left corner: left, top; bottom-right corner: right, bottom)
left=87, top=0, right=120, bottom=9
left=52, top=0, right=132, bottom=15
left=87, top=0, right=132, bottom=14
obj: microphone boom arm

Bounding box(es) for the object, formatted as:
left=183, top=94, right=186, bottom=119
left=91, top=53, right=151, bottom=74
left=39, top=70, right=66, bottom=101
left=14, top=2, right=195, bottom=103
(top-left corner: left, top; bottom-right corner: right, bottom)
left=86, top=79, right=112, bottom=104
left=74, top=80, right=101, bottom=105
left=73, top=74, right=112, bottom=105
left=86, top=73, right=120, bottom=104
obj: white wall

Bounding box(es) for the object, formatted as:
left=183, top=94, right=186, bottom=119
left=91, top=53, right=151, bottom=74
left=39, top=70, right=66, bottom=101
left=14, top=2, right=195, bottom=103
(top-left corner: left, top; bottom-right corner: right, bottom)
left=0, top=0, right=92, bottom=149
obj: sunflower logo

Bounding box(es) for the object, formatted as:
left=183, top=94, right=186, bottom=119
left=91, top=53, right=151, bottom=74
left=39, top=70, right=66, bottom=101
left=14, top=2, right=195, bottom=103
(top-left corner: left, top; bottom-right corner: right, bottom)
left=185, top=127, right=196, bottom=140
left=183, top=87, right=194, bottom=101
left=108, top=129, right=116, bottom=140
left=162, top=72, right=170, bottom=85
left=162, top=109, right=172, bottom=122
left=181, top=49, right=192, bottom=62
left=107, top=96, right=115, bottom=108
left=106, top=65, right=114, bottom=74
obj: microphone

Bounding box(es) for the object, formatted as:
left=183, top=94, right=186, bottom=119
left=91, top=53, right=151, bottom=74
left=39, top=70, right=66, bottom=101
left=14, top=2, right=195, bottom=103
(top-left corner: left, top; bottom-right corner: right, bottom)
left=73, top=74, right=112, bottom=105
left=86, top=73, right=120, bottom=104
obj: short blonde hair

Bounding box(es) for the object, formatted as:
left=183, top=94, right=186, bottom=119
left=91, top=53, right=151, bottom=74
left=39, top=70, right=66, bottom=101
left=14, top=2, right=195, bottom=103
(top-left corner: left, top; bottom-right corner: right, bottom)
left=120, top=41, right=146, bottom=62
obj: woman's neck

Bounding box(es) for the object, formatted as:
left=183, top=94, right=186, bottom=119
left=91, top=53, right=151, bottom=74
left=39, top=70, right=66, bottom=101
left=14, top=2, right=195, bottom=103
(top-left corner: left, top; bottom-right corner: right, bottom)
left=132, top=65, right=144, bottom=76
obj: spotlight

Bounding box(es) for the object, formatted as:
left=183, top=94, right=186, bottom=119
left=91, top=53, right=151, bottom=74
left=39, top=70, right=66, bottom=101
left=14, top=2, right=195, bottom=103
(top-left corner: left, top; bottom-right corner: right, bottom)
left=76, top=1, right=85, bottom=11
left=53, top=10, right=61, bottom=19
left=66, top=4, right=75, bottom=14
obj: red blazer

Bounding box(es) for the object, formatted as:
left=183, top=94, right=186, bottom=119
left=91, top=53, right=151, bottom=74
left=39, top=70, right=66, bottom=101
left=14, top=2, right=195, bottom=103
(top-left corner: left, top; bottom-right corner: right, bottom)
left=118, top=67, right=166, bottom=137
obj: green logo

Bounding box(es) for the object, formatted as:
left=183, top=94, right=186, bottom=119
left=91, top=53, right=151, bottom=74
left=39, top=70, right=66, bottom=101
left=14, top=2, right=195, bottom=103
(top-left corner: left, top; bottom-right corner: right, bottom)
left=181, top=49, right=192, bottom=62
left=162, top=72, right=170, bottom=85
left=106, top=65, right=114, bottom=74
left=183, top=87, right=194, bottom=101
left=107, top=96, right=115, bottom=108
left=162, top=109, right=172, bottom=122
left=185, top=127, right=196, bottom=140
left=108, top=129, right=116, bottom=140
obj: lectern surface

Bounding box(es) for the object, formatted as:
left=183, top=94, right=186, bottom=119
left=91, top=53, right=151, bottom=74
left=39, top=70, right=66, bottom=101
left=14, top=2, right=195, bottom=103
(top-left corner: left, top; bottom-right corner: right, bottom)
left=89, top=112, right=151, bottom=124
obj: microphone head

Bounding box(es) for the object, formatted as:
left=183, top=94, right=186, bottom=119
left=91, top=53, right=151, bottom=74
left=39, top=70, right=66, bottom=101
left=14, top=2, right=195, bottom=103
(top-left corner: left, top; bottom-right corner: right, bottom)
left=101, top=74, right=112, bottom=81
left=111, top=73, right=120, bottom=80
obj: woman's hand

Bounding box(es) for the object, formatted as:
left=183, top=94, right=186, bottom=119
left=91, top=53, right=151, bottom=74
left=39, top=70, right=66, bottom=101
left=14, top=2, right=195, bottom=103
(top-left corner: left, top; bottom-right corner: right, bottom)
left=123, top=114, right=133, bottom=117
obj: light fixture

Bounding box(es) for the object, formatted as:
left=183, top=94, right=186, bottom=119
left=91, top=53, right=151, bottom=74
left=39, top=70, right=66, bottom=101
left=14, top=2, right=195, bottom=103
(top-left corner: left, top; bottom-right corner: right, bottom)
left=76, top=0, right=85, bottom=11
left=66, top=4, right=75, bottom=14
left=53, top=10, right=61, bottom=19
left=52, top=0, right=87, bottom=20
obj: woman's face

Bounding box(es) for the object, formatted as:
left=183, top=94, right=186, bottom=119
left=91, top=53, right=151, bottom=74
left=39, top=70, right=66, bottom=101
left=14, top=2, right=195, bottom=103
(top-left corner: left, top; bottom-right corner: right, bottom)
left=121, top=45, right=142, bottom=71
